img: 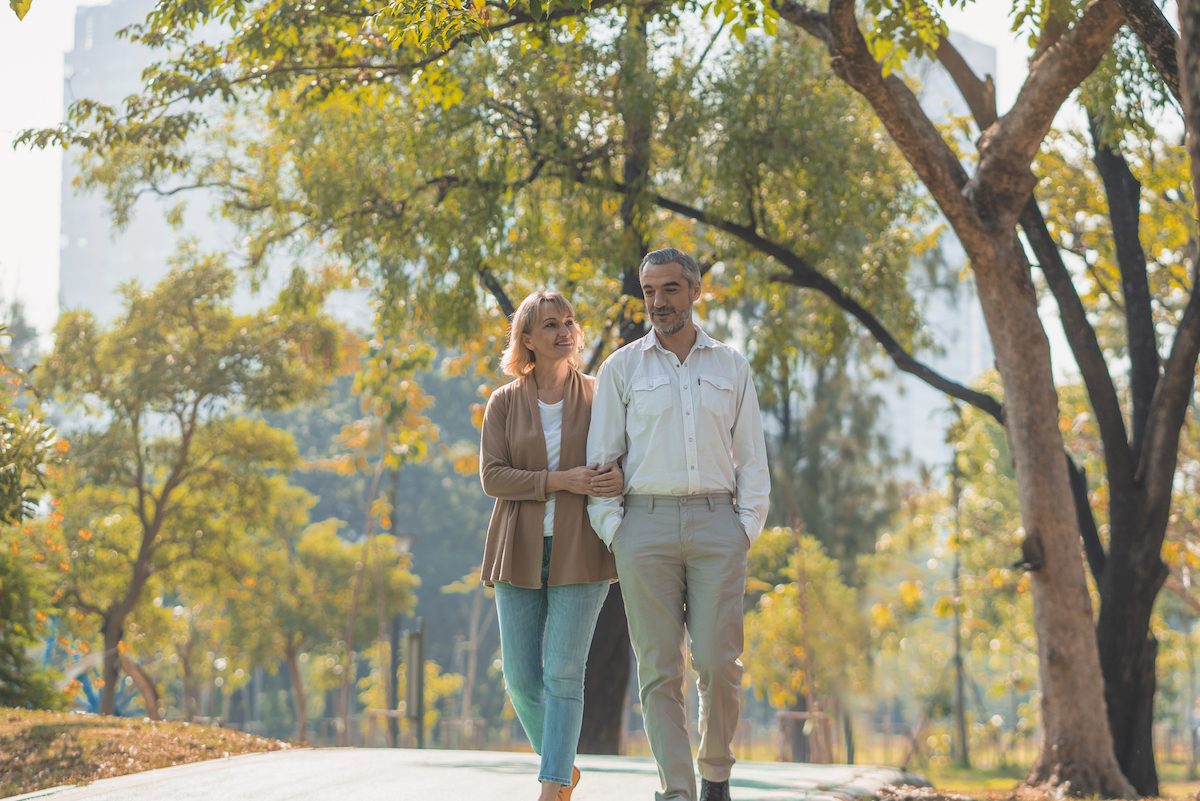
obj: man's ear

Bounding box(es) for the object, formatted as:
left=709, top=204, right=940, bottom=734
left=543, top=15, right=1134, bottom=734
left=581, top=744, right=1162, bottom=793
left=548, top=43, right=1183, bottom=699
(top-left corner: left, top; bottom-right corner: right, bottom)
left=691, top=280, right=702, bottom=302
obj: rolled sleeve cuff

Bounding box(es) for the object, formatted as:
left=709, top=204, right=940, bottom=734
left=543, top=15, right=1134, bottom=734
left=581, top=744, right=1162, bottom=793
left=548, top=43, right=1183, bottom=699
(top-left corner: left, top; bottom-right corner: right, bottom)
left=738, top=510, right=760, bottom=544
left=601, top=513, right=624, bottom=550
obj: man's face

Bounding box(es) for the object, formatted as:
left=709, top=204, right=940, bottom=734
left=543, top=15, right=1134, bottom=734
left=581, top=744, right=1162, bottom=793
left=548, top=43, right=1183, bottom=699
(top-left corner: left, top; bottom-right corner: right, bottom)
left=641, top=261, right=700, bottom=336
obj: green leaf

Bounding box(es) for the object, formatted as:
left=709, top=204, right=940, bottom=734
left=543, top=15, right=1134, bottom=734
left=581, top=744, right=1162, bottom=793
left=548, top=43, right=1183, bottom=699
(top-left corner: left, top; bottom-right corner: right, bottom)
left=10, top=0, right=32, bottom=20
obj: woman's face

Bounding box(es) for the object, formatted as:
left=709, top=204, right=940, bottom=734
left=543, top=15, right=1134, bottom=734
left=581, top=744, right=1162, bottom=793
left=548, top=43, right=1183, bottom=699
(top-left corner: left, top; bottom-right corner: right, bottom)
left=521, top=301, right=578, bottom=367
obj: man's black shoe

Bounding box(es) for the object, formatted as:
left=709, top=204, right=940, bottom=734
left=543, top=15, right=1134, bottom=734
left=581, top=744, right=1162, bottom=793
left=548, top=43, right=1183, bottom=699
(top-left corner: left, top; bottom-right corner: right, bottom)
left=699, top=779, right=731, bottom=801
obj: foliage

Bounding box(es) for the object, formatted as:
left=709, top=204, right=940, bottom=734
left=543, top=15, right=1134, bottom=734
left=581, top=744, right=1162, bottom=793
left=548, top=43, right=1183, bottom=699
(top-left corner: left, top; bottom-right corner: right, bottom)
left=0, top=549, right=61, bottom=709
left=357, top=654, right=463, bottom=741
left=30, top=254, right=342, bottom=713
left=858, top=380, right=1042, bottom=766
left=0, top=312, right=66, bottom=709
left=743, top=529, right=865, bottom=709
left=26, top=8, right=932, bottom=376
left=754, top=349, right=902, bottom=575
left=1035, top=128, right=1194, bottom=351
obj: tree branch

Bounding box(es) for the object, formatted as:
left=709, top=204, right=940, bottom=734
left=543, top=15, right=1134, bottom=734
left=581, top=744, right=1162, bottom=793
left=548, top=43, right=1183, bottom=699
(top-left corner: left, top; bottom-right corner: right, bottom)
left=478, top=265, right=515, bottom=318
left=1088, top=113, right=1159, bottom=460
left=573, top=172, right=1005, bottom=422
left=934, top=35, right=997, bottom=128
left=974, top=0, right=1124, bottom=215
left=818, top=0, right=985, bottom=244
left=1018, top=197, right=1134, bottom=482
left=1067, top=456, right=1108, bottom=581
left=1141, top=0, right=1200, bottom=532
left=1114, top=0, right=1182, bottom=104
left=934, top=35, right=1135, bottom=489
left=1139, top=264, right=1200, bottom=523
left=771, top=0, right=832, bottom=45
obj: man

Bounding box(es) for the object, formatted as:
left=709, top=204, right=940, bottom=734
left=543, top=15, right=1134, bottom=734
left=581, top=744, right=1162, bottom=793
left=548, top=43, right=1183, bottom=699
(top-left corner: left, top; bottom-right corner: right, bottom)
left=587, top=248, right=770, bottom=801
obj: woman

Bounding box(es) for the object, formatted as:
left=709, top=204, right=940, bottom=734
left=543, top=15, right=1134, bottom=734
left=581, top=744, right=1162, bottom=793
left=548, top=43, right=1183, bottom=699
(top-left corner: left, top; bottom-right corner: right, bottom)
left=479, top=290, right=621, bottom=801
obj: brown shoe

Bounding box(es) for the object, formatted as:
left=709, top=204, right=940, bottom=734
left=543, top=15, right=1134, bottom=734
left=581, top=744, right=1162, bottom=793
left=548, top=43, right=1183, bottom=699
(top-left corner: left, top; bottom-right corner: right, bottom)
left=557, top=766, right=581, bottom=801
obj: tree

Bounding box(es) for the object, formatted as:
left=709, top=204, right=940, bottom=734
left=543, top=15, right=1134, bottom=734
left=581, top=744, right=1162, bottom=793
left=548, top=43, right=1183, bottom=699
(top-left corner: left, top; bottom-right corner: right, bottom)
left=37, top=256, right=340, bottom=715
left=0, top=317, right=66, bottom=709
left=744, top=528, right=865, bottom=762
left=233, top=501, right=419, bottom=741
left=753, top=341, right=902, bottom=573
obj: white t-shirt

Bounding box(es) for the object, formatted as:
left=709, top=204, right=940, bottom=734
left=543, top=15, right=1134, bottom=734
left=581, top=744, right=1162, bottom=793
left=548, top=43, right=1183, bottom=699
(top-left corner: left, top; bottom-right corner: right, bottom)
left=539, top=398, right=564, bottom=537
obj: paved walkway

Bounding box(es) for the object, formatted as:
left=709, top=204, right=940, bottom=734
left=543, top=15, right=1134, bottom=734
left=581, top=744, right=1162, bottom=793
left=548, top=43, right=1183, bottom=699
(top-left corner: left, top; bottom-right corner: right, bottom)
left=5, top=748, right=928, bottom=801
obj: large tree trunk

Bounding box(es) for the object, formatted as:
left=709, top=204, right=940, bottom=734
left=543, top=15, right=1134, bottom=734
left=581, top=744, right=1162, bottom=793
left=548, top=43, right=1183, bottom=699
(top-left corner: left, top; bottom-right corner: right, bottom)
left=578, top=9, right=651, bottom=753
left=1096, top=507, right=1169, bottom=795
left=579, top=586, right=631, bottom=753
left=1082, top=112, right=1168, bottom=797
left=971, top=238, right=1134, bottom=797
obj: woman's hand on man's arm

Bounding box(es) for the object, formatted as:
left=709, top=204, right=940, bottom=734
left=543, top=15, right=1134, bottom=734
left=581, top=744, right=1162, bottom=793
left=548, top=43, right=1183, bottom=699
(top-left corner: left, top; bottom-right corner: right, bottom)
left=548, top=465, right=599, bottom=495
left=589, top=462, right=623, bottom=497
left=547, top=462, right=623, bottom=496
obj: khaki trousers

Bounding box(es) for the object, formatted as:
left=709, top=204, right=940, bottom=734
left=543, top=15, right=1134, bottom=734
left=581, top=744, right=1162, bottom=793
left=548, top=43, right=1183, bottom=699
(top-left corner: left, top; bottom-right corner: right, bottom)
left=613, top=493, right=749, bottom=801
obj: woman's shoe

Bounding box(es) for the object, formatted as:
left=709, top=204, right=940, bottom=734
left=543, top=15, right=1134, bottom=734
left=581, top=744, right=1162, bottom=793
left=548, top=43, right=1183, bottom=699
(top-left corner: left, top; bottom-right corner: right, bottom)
left=557, top=766, right=581, bottom=801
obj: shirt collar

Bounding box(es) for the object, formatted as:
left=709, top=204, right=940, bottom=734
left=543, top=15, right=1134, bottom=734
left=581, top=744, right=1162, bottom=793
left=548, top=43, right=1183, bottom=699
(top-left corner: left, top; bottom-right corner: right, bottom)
left=637, top=325, right=716, bottom=352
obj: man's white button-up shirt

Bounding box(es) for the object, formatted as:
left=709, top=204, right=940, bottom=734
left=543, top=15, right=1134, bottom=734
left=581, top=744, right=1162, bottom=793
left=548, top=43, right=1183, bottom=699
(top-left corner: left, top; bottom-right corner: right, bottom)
left=586, top=327, right=771, bottom=547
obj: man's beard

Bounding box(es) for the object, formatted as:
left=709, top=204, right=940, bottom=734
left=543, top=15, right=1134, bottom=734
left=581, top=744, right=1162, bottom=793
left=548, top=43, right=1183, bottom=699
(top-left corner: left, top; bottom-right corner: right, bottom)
left=650, top=307, right=689, bottom=335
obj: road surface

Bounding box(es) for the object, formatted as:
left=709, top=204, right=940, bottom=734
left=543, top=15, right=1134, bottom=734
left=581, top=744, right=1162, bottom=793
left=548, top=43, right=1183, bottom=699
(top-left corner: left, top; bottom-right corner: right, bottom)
left=5, top=748, right=928, bottom=801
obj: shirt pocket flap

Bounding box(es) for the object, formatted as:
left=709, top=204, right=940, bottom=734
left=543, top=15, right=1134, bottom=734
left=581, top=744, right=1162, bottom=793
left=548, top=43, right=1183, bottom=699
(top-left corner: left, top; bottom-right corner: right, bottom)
left=632, top=374, right=671, bottom=392
left=699, top=374, right=734, bottom=392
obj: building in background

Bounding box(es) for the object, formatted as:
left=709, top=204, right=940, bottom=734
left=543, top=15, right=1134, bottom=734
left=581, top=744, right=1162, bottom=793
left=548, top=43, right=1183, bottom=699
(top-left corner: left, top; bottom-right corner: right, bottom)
left=58, top=0, right=366, bottom=322
left=58, top=0, right=240, bottom=323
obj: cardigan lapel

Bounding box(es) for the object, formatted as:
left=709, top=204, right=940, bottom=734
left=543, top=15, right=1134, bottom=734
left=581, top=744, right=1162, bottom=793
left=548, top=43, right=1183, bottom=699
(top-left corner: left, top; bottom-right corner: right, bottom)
left=520, top=374, right=549, bottom=469
left=560, top=368, right=588, bottom=470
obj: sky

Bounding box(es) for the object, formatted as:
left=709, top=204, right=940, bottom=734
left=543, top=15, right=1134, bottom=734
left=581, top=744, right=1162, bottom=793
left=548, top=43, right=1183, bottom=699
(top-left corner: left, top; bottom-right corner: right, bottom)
left=0, top=0, right=103, bottom=337
left=0, top=2, right=1031, bottom=339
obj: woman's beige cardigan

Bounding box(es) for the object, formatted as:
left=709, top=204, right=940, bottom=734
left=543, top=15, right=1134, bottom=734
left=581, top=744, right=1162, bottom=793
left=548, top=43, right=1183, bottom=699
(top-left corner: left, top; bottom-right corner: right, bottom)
left=479, top=369, right=618, bottom=589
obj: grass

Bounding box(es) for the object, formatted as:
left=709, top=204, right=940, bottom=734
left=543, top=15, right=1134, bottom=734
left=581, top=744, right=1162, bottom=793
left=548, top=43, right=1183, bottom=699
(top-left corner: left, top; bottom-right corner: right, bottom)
left=908, top=761, right=1200, bottom=801
left=0, top=708, right=290, bottom=797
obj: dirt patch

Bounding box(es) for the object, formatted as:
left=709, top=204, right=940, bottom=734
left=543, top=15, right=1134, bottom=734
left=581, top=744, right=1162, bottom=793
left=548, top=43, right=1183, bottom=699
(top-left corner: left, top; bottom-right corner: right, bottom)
left=0, top=708, right=290, bottom=797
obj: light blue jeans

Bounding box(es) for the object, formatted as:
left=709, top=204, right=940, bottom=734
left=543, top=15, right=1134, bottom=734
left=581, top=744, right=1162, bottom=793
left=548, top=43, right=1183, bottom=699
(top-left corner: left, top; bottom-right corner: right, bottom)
left=494, top=537, right=610, bottom=786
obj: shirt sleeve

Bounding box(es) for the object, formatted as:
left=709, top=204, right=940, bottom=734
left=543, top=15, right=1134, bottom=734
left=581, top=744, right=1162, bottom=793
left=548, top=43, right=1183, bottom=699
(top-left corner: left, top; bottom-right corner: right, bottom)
left=587, top=354, right=627, bottom=548
left=479, top=389, right=549, bottom=502
left=731, top=357, right=770, bottom=542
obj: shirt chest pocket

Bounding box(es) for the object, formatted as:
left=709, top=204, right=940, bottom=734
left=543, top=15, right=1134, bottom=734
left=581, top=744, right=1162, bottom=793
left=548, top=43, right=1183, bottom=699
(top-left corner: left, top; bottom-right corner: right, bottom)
left=629, top=374, right=673, bottom=417
left=699, top=373, right=735, bottom=420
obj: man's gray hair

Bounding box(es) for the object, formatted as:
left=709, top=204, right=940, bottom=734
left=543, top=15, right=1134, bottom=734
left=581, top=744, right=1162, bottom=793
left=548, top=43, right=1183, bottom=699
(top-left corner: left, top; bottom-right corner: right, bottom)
left=640, top=248, right=701, bottom=287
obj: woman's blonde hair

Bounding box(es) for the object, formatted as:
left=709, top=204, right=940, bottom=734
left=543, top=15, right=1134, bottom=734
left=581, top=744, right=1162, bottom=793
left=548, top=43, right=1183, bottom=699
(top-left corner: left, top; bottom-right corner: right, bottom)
left=500, top=291, right=583, bottom=377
